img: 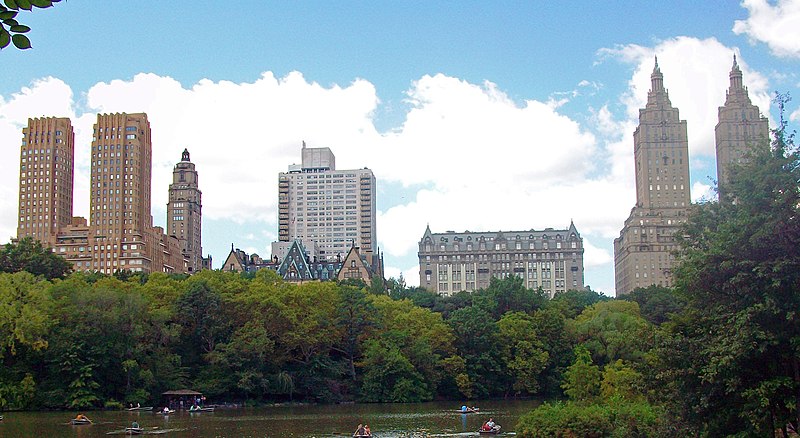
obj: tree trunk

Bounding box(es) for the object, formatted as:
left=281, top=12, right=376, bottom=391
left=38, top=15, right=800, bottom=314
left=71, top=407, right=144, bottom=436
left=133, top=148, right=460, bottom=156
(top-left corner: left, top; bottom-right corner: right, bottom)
left=794, top=357, right=800, bottom=432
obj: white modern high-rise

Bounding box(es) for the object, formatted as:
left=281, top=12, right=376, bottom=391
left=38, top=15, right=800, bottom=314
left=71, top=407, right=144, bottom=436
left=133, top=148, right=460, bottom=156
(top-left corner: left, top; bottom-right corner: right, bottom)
left=278, top=143, right=377, bottom=261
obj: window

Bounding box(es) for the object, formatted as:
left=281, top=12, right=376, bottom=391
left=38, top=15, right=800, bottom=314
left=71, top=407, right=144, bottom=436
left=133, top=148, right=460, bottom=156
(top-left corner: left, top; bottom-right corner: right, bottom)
left=126, top=134, right=136, bottom=139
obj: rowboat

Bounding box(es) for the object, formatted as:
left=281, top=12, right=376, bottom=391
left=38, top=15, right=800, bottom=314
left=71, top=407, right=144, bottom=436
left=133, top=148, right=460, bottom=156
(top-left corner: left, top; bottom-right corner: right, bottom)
left=70, top=418, right=92, bottom=425
left=188, top=406, right=215, bottom=412
left=126, top=406, right=153, bottom=411
left=156, top=409, right=175, bottom=415
left=125, top=426, right=144, bottom=435
left=478, top=425, right=501, bottom=434
left=456, top=407, right=479, bottom=413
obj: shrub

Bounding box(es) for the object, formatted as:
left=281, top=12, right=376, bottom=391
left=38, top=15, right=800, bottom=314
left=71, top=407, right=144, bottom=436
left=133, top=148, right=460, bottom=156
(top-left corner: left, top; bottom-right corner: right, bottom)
left=517, top=398, right=662, bottom=438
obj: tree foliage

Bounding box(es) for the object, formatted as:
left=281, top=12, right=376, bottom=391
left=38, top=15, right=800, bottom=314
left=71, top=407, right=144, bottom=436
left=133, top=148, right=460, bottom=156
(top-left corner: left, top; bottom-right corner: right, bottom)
left=657, top=94, right=800, bottom=436
left=0, top=238, right=659, bottom=408
left=0, top=237, right=72, bottom=280
left=0, top=0, right=60, bottom=50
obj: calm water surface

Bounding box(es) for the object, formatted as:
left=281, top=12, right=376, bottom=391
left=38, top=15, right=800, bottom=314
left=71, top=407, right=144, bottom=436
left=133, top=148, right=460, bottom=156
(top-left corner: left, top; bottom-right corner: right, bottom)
left=0, top=400, right=540, bottom=437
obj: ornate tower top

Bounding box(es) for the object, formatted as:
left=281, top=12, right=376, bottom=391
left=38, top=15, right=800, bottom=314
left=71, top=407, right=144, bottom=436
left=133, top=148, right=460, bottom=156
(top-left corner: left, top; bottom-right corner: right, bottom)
left=729, top=54, right=744, bottom=91
left=650, top=56, right=664, bottom=92
left=181, top=148, right=190, bottom=162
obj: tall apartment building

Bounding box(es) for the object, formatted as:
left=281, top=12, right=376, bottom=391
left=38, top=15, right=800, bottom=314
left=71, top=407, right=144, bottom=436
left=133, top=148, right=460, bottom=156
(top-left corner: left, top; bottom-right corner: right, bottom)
left=278, top=143, right=377, bottom=261
left=16, top=117, right=75, bottom=245
left=715, top=56, right=770, bottom=198
left=418, top=223, right=585, bottom=297
left=167, top=149, right=203, bottom=272
left=614, top=59, right=690, bottom=295
left=16, top=113, right=194, bottom=274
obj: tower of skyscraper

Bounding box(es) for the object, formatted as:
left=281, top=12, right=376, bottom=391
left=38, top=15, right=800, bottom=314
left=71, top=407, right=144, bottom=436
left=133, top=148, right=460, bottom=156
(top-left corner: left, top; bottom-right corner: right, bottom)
left=614, top=58, right=691, bottom=295
left=167, top=148, right=204, bottom=272
left=614, top=56, right=769, bottom=295
left=15, top=112, right=205, bottom=274
left=17, top=117, right=75, bottom=244
left=715, top=55, right=770, bottom=199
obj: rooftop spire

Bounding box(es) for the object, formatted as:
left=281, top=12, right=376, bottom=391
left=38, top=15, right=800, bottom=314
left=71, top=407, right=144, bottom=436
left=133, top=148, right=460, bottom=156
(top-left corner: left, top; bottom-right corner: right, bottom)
left=729, top=53, right=743, bottom=91
left=650, top=56, right=664, bottom=92
left=181, top=148, right=190, bottom=162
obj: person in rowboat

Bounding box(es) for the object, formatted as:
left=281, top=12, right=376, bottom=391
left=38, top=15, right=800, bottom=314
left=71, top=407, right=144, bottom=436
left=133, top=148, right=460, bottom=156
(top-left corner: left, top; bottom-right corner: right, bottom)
left=353, top=423, right=366, bottom=436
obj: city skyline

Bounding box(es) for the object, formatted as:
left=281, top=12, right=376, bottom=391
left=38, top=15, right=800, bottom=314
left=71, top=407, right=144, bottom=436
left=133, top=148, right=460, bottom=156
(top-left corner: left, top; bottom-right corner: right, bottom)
left=1, top=2, right=799, bottom=295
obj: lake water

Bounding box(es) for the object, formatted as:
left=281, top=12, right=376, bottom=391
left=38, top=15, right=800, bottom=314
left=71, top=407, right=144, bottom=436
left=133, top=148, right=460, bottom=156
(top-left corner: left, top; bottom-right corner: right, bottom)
left=0, top=400, right=540, bottom=437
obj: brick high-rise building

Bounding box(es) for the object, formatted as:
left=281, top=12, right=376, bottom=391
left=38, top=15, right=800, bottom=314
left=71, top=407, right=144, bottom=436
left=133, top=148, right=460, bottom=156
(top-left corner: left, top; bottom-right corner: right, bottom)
left=278, top=142, right=377, bottom=261
left=614, top=59, right=690, bottom=295
left=715, top=55, right=770, bottom=198
left=167, top=149, right=203, bottom=272
left=418, top=223, right=585, bottom=297
left=15, top=113, right=193, bottom=274
left=16, top=117, right=74, bottom=245
left=87, top=112, right=160, bottom=272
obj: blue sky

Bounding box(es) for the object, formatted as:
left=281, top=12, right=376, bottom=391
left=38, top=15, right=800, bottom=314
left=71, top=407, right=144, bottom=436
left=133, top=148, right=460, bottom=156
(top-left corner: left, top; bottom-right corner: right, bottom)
left=1, top=1, right=799, bottom=295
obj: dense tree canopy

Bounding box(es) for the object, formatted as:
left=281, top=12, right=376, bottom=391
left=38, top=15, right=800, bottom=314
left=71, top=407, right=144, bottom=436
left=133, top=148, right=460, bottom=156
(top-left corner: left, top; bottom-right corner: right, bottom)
left=654, top=96, right=800, bottom=436
left=0, top=253, right=611, bottom=408
left=0, top=237, right=72, bottom=280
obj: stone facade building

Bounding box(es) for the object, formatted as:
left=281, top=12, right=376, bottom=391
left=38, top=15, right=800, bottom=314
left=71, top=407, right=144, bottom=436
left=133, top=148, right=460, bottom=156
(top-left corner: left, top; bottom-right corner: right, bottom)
left=418, top=223, right=585, bottom=297
left=167, top=149, right=205, bottom=273
left=614, top=59, right=690, bottom=295
left=715, top=56, right=770, bottom=199
left=614, top=57, right=767, bottom=295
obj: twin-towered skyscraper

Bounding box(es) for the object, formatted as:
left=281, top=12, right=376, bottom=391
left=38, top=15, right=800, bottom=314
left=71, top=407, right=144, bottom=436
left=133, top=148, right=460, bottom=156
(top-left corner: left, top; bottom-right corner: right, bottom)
left=614, top=56, right=769, bottom=295
left=15, top=113, right=207, bottom=274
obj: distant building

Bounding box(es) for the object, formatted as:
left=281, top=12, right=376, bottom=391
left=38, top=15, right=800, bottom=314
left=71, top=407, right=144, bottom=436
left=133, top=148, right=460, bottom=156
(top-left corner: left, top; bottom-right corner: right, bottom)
left=15, top=113, right=204, bottom=274
left=715, top=55, right=770, bottom=199
left=614, top=59, right=690, bottom=295
left=337, top=245, right=384, bottom=284
left=222, top=240, right=382, bottom=284
left=417, top=223, right=585, bottom=297
left=16, top=117, right=75, bottom=245
left=277, top=142, right=378, bottom=262
left=167, top=149, right=205, bottom=273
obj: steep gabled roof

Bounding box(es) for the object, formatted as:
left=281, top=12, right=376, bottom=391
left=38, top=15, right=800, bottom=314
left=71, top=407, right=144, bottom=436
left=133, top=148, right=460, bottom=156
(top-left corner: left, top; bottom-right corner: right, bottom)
left=276, top=240, right=314, bottom=281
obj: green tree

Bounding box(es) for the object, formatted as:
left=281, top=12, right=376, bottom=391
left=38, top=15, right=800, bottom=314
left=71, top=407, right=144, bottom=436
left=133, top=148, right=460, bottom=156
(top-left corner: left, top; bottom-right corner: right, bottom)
left=600, top=359, right=643, bottom=401
left=0, top=272, right=52, bottom=358
left=0, top=0, right=61, bottom=50
left=447, top=305, right=503, bottom=398
left=561, top=344, right=600, bottom=402
left=549, top=287, right=608, bottom=319
left=363, top=296, right=455, bottom=400
left=0, top=237, right=72, bottom=279
left=496, top=312, right=549, bottom=395
left=660, top=95, right=800, bottom=436
left=623, top=285, right=686, bottom=325
left=571, top=300, right=652, bottom=367
left=481, top=276, right=546, bottom=319
left=530, top=307, right=575, bottom=396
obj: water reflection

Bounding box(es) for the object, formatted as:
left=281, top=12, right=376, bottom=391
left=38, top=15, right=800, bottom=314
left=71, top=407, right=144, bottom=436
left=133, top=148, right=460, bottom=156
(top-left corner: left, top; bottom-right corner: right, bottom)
left=0, top=399, right=539, bottom=437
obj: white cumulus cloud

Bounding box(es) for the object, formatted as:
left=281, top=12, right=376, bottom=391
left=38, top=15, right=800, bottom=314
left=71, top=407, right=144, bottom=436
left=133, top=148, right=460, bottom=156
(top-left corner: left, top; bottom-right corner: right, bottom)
left=733, top=0, right=800, bottom=58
